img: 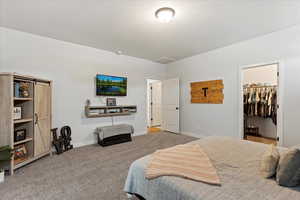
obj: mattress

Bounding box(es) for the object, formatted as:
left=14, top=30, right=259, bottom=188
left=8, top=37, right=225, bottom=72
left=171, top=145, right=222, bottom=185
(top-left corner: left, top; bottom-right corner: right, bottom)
left=124, top=136, right=300, bottom=200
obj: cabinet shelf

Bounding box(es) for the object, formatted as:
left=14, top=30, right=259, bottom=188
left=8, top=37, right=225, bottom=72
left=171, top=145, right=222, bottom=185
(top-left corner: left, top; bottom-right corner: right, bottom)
left=14, top=137, right=33, bottom=146
left=14, top=97, right=33, bottom=101
left=14, top=157, right=33, bottom=169
left=13, top=151, right=51, bottom=170
left=14, top=118, right=33, bottom=124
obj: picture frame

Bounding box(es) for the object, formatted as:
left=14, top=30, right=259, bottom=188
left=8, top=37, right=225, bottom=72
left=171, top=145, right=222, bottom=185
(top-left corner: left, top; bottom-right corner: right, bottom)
left=106, top=98, right=116, bottom=106
left=13, top=107, right=22, bottom=120
left=14, top=129, right=27, bottom=142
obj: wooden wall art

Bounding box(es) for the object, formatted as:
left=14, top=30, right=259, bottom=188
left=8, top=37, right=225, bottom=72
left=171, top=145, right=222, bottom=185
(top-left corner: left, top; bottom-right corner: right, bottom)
left=191, top=79, right=224, bottom=104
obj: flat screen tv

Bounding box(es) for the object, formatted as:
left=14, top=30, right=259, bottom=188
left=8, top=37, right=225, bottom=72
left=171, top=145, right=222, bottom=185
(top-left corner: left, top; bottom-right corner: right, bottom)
left=96, top=74, right=127, bottom=96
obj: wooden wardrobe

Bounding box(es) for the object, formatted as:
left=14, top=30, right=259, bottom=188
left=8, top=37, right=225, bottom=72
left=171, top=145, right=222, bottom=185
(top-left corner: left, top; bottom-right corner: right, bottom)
left=0, top=73, right=52, bottom=175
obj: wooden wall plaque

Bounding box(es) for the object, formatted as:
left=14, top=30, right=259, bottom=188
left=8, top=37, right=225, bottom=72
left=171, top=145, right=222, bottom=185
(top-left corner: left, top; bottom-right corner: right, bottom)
left=191, top=80, right=224, bottom=104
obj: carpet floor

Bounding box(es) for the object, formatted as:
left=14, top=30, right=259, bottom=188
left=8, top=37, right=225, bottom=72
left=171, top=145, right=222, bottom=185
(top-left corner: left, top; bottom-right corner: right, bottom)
left=0, top=132, right=196, bottom=200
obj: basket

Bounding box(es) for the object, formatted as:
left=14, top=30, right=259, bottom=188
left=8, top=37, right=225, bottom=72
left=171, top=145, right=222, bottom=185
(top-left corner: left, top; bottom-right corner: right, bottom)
left=0, top=146, right=12, bottom=161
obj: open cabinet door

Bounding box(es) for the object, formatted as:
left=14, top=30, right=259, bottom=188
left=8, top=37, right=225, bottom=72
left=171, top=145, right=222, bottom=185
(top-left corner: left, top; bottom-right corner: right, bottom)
left=162, top=78, right=180, bottom=133
left=34, top=82, right=51, bottom=156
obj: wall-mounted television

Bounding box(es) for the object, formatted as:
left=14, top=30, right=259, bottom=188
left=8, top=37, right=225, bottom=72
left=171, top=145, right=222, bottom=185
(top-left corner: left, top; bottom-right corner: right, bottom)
left=96, top=74, right=127, bottom=96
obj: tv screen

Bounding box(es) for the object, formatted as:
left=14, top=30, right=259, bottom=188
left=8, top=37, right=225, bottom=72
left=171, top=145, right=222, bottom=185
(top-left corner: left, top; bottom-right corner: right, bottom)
left=96, top=74, right=127, bottom=96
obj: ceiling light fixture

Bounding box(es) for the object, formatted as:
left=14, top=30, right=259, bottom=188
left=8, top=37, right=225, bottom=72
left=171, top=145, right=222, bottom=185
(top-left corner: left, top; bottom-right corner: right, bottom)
left=155, top=7, right=175, bottom=23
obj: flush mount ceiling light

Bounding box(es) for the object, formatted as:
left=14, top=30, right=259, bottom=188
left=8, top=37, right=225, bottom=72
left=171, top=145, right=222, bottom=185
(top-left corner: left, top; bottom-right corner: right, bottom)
left=155, top=7, right=175, bottom=23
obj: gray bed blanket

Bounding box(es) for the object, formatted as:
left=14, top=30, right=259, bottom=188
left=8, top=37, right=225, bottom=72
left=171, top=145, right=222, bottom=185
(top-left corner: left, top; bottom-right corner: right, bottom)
left=124, top=136, right=300, bottom=200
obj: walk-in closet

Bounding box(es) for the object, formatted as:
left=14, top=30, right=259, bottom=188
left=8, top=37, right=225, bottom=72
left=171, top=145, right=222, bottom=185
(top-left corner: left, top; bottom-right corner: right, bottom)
left=242, top=64, right=278, bottom=145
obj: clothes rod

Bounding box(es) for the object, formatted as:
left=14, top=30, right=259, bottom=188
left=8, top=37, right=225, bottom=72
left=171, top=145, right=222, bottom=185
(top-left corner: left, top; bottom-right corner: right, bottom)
left=243, top=85, right=277, bottom=88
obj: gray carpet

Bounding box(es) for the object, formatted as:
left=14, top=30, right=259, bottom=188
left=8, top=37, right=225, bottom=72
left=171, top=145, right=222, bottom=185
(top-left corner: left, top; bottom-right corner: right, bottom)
left=0, top=132, right=196, bottom=200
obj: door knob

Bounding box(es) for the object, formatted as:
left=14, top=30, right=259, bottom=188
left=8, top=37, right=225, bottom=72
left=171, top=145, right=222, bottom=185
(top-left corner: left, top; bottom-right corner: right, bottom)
left=176, top=107, right=179, bottom=110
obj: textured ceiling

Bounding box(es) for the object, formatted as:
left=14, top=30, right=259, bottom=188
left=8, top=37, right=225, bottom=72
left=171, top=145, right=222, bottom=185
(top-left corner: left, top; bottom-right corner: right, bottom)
left=1, top=0, right=300, bottom=63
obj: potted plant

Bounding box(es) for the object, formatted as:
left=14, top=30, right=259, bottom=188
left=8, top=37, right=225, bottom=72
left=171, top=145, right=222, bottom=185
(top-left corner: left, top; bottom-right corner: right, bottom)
left=0, top=145, right=13, bottom=183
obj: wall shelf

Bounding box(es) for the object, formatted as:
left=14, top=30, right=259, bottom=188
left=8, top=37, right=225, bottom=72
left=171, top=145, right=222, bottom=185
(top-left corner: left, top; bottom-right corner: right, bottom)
left=85, top=105, right=137, bottom=118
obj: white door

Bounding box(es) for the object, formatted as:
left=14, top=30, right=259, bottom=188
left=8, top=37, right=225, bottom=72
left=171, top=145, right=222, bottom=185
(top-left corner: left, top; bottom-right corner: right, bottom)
left=162, top=78, right=180, bottom=133
left=150, top=81, right=162, bottom=127
left=34, top=82, right=51, bottom=156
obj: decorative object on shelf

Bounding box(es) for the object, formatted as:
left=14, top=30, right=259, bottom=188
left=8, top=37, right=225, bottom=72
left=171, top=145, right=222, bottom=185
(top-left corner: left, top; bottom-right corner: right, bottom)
left=61, top=126, right=73, bottom=151
left=14, top=82, right=20, bottom=98
left=14, top=144, right=28, bottom=163
left=0, top=146, right=13, bottom=183
left=51, top=128, right=64, bottom=155
left=106, top=98, right=117, bottom=106
left=190, top=79, right=224, bottom=104
left=19, top=82, right=30, bottom=97
left=13, top=107, right=22, bottom=120
left=14, top=129, right=27, bottom=142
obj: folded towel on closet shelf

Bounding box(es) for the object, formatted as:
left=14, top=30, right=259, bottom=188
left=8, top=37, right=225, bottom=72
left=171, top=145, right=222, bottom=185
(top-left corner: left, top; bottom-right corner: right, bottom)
left=145, top=144, right=221, bottom=185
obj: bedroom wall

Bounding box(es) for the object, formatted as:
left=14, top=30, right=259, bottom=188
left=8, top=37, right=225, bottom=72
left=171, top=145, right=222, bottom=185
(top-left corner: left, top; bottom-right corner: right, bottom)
left=166, top=24, right=300, bottom=147
left=0, top=27, right=166, bottom=147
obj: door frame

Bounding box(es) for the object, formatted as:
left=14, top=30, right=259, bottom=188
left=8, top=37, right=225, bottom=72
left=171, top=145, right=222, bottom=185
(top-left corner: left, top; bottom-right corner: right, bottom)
left=146, top=79, right=162, bottom=128
left=238, top=61, right=284, bottom=146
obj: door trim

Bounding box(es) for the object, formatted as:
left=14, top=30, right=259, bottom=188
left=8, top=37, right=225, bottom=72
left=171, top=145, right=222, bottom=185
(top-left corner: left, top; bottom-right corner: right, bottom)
left=238, top=61, right=284, bottom=146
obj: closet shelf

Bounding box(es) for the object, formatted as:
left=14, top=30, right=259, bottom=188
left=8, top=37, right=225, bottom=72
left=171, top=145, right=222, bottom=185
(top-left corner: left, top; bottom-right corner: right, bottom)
left=14, top=137, right=33, bottom=146
left=14, top=118, right=33, bottom=124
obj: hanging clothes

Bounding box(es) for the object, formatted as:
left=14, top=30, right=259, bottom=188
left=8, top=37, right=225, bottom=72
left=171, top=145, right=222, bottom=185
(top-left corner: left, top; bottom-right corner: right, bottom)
left=243, top=85, right=277, bottom=125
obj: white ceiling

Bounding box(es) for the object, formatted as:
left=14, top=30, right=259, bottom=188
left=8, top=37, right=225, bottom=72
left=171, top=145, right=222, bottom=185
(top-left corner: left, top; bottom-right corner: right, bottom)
left=1, top=0, right=300, bottom=64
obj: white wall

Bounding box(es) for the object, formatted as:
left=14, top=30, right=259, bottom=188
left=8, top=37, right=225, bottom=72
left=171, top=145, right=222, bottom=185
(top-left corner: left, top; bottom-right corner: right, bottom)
left=243, top=64, right=278, bottom=86
left=166, top=24, right=300, bottom=147
left=0, top=27, right=166, bottom=147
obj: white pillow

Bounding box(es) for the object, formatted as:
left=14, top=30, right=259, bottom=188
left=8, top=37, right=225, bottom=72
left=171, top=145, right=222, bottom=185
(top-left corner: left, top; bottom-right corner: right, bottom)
left=260, top=145, right=280, bottom=178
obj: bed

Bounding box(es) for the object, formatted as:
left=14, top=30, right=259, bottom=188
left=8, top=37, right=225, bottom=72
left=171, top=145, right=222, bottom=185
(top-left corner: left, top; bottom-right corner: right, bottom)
left=124, top=136, right=300, bottom=200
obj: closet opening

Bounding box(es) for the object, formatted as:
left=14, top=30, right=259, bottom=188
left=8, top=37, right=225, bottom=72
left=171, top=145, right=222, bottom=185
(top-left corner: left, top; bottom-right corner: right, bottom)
left=242, top=63, right=279, bottom=145
left=146, top=79, right=162, bottom=134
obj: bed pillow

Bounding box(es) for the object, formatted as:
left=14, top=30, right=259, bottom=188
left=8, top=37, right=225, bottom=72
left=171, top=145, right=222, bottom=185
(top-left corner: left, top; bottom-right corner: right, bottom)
left=260, top=145, right=280, bottom=178
left=276, top=148, right=300, bottom=187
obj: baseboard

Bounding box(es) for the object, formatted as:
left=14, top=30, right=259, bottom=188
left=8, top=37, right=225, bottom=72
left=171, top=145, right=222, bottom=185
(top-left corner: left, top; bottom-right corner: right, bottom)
left=132, top=130, right=147, bottom=137
left=73, top=140, right=96, bottom=148
left=181, top=132, right=205, bottom=139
